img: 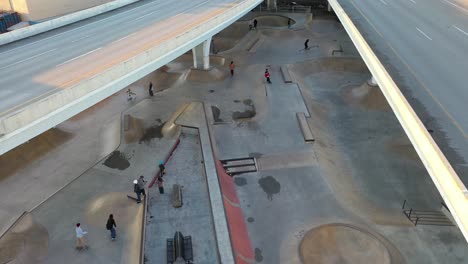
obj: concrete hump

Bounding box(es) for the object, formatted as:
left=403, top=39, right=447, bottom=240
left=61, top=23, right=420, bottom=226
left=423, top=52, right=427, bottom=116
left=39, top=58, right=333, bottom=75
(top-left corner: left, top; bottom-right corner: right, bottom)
left=280, top=65, right=293, bottom=83
left=161, top=104, right=189, bottom=138
left=248, top=38, right=263, bottom=53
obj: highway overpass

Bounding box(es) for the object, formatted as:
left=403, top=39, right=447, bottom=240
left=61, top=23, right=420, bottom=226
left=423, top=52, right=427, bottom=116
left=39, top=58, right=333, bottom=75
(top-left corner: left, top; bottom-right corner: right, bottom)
left=0, top=0, right=262, bottom=155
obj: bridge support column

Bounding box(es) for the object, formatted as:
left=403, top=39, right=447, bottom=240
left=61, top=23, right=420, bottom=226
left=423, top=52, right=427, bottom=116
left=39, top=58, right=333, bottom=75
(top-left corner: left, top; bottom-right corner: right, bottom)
left=368, top=76, right=378, bottom=87
left=192, top=37, right=211, bottom=70
left=266, top=0, right=277, bottom=10
left=328, top=2, right=332, bottom=12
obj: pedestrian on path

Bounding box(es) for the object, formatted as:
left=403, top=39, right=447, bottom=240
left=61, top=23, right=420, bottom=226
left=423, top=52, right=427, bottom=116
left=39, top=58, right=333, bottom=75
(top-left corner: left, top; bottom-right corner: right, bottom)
left=304, top=39, right=309, bottom=50
left=75, top=223, right=88, bottom=250
left=157, top=177, right=164, bottom=194
left=134, top=180, right=141, bottom=203
left=264, top=69, right=271, bottom=84
left=148, top=82, right=154, bottom=97
left=288, top=18, right=292, bottom=29
left=138, top=175, right=146, bottom=197
left=229, top=61, right=235, bottom=77
left=159, top=161, right=166, bottom=177
left=253, top=19, right=258, bottom=30
left=106, top=214, right=117, bottom=240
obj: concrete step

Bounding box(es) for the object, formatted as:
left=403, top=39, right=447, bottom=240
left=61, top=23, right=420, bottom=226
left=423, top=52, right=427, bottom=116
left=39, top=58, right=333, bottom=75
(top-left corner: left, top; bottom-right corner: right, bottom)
left=280, top=65, right=292, bottom=83
left=296, top=112, right=314, bottom=142
left=226, top=165, right=257, bottom=175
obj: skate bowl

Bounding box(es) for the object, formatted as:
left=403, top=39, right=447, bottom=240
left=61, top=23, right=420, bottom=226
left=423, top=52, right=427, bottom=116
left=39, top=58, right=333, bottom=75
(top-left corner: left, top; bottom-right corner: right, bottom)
left=213, top=21, right=251, bottom=52
left=254, top=15, right=295, bottom=28
left=187, top=68, right=229, bottom=82
left=0, top=213, right=48, bottom=263
left=300, top=223, right=401, bottom=264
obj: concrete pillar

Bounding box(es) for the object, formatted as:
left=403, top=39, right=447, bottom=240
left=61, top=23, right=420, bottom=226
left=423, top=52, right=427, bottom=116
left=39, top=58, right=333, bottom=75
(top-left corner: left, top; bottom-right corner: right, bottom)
left=368, top=76, right=378, bottom=87
left=192, top=37, right=211, bottom=70
left=328, top=2, right=332, bottom=12
left=266, top=0, right=277, bottom=10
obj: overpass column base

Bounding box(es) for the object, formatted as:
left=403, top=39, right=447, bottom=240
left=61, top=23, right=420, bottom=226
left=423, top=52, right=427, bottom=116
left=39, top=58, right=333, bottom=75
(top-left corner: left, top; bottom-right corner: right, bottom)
left=192, top=37, right=212, bottom=70
left=267, top=0, right=277, bottom=10
left=328, top=2, right=332, bottom=12
left=368, top=76, right=378, bottom=87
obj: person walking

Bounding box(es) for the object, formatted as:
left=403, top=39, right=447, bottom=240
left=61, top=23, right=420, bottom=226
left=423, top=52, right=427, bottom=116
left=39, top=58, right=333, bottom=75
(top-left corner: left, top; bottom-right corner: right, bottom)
left=134, top=180, right=141, bottom=203
left=157, top=176, right=164, bottom=194
left=264, top=69, right=271, bottom=84
left=75, top=223, right=88, bottom=250
left=106, top=214, right=117, bottom=241
left=148, top=82, right=154, bottom=97
left=138, top=175, right=146, bottom=197
left=253, top=19, right=258, bottom=30
left=159, top=161, right=166, bottom=177
left=304, top=39, right=309, bottom=50
left=229, top=61, right=235, bottom=77
left=288, top=18, right=292, bottom=29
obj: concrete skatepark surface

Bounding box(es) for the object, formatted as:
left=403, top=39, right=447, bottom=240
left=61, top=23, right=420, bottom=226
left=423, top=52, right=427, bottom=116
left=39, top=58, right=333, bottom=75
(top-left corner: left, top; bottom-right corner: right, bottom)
left=1, top=10, right=468, bottom=264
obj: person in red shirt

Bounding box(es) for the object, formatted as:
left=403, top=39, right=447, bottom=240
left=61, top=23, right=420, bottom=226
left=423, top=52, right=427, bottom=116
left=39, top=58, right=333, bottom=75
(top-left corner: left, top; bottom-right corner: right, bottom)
left=264, top=69, right=271, bottom=84
left=229, top=61, right=235, bottom=77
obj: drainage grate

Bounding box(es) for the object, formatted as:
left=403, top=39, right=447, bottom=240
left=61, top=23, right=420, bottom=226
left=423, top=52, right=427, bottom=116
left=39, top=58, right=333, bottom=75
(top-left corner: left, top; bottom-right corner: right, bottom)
left=221, top=157, right=257, bottom=176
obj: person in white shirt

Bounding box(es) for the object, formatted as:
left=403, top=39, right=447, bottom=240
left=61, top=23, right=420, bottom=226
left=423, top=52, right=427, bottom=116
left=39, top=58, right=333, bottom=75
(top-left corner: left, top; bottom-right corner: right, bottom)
left=75, top=223, right=88, bottom=250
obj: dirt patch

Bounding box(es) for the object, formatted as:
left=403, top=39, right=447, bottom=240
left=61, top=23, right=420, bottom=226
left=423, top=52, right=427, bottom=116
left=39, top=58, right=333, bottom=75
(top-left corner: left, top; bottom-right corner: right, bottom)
left=386, top=136, right=420, bottom=161
left=234, top=177, right=247, bottom=186
left=342, top=82, right=391, bottom=111
left=211, top=106, right=224, bottom=122
left=0, top=128, right=73, bottom=181
left=258, top=176, right=280, bottom=201
left=232, top=99, right=256, bottom=120
left=300, top=224, right=392, bottom=264
left=139, top=122, right=166, bottom=144
left=0, top=213, right=48, bottom=263
left=103, top=150, right=130, bottom=170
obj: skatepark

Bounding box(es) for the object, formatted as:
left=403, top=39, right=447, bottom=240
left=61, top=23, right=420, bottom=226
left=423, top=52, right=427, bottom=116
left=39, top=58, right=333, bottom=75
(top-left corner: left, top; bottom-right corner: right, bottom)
left=1, top=6, right=468, bottom=264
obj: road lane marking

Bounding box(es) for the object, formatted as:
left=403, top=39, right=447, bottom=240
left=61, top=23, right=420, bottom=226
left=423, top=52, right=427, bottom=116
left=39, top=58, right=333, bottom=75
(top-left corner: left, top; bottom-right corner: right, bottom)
left=453, top=25, right=468, bottom=37
left=135, top=11, right=155, bottom=21
left=442, top=0, right=468, bottom=13
left=380, top=0, right=388, bottom=5
left=0, top=48, right=57, bottom=70
left=56, top=47, right=102, bottom=67
left=348, top=0, right=466, bottom=138
left=416, top=27, right=433, bottom=40
left=71, top=35, right=89, bottom=43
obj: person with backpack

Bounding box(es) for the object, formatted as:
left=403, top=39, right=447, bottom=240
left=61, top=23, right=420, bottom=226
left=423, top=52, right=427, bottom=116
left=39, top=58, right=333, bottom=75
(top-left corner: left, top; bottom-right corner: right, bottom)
left=106, top=214, right=117, bottom=240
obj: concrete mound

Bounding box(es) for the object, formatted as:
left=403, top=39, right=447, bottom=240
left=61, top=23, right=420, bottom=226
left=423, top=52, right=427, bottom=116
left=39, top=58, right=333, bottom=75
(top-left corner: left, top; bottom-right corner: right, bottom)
left=342, top=82, right=391, bottom=111
left=85, top=192, right=140, bottom=226
left=187, top=68, right=229, bottom=82
left=255, top=15, right=295, bottom=27
left=0, top=213, right=48, bottom=263
left=0, top=128, right=72, bottom=181
left=300, top=224, right=392, bottom=264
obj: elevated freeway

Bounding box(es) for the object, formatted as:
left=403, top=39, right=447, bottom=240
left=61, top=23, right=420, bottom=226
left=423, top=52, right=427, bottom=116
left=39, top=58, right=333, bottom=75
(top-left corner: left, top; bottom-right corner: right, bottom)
left=0, top=0, right=262, bottom=155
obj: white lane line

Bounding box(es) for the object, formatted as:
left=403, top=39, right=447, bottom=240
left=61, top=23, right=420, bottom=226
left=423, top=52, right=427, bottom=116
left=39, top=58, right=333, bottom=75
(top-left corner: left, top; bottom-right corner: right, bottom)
left=442, top=0, right=468, bottom=13
left=380, top=0, right=388, bottom=5
left=453, top=25, right=468, bottom=37
left=0, top=48, right=57, bottom=70
left=71, top=35, right=89, bottom=43
left=56, top=47, right=102, bottom=67
left=416, top=27, right=433, bottom=40
left=135, top=11, right=155, bottom=21
left=0, top=0, right=160, bottom=56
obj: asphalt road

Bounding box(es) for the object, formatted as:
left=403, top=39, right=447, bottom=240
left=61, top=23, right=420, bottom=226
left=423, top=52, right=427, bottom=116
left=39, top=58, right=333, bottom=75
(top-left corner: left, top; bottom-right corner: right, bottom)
left=338, top=0, right=468, bottom=182
left=0, top=0, right=242, bottom=115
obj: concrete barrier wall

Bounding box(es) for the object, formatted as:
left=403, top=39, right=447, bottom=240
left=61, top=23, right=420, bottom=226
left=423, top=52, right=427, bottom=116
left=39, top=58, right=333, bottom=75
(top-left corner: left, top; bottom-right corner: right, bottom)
left=329, top=0, right=468, bottom=242
left=0, top=0, right=140, bottom=46
left=0, top=0, right=263, bottom=155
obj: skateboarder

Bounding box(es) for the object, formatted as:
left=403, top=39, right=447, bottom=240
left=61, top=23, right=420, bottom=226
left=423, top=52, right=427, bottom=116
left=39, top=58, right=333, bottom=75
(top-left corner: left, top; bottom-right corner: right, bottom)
left=288, top=18, right=292, bottom=29
left=157, top=177, right=164, bottom=194
left=138, top=175, right=146, bottom=197
left=106, top=214, right=117, bottom=240
left=159, top=161, right=166, bottom=177
left=134, top=180, right=141, bottom=203
left=253, top=19, right=258, bottom=30
left=264, top=69, right=271, bottom=84
left=148, top=82, right=154, bottom=97
left=304, top=39, right=309, bottom=50
left=229, top=61, right=235, bottom=77
left=75, top=223, right=88, bottom=250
